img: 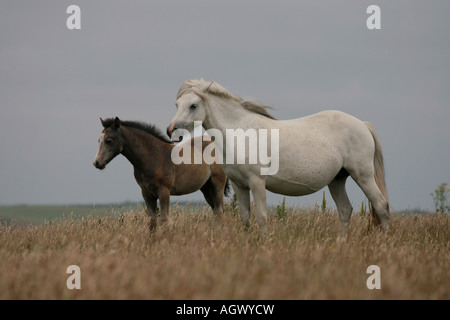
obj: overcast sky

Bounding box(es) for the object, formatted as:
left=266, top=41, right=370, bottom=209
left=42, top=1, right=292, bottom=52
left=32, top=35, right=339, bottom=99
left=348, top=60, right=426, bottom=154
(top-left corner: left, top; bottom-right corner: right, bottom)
left=1, top=1, right=449, bottom=211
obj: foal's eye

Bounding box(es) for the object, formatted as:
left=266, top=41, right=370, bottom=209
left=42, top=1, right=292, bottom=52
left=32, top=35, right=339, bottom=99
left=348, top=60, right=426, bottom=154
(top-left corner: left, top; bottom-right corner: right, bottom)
left=190, top=104, right=198, bottom=110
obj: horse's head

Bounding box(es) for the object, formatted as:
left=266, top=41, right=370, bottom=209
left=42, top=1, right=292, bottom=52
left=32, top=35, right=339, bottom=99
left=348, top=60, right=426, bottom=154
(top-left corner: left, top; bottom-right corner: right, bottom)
left=93, top=117, right=124, bottom=170
left=167, top=83, right=212, bottom=141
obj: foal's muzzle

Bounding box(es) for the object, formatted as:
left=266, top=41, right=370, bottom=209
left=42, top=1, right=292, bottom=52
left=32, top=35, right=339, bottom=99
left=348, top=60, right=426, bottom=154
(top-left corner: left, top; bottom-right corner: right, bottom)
left=93, top=160, right=106, bottom=170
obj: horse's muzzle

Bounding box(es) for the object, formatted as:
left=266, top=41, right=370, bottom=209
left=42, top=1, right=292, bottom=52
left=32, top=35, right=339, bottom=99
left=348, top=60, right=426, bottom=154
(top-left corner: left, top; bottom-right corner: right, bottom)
left=167, top=125, right=183, bottom=142
left=166, top=126, right=174, bottom=138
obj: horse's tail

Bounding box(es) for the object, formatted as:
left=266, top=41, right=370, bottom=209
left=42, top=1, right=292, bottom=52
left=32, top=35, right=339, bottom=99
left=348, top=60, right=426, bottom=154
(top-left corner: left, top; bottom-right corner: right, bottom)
left=364, top=122, right=390, bottom=227
left=224, top=178, right=231, bottom=197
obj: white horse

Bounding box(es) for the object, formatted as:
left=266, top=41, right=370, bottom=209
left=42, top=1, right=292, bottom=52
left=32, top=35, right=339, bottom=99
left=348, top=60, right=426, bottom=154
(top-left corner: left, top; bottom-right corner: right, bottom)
left=167, top=79, right=390, bottom=234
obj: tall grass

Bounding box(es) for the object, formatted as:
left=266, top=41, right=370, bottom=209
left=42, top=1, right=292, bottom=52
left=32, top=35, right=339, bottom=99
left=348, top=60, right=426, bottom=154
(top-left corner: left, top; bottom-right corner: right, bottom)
left=0, top=206, right=448, bottom=299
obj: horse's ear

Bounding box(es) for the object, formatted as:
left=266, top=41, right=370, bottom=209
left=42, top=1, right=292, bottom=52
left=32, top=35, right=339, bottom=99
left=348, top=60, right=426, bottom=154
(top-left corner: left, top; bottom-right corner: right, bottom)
left=100, top=117, right=106, bottom=127
left=202, top=81, right=214, bottom=92
left=114, top=117, right=121, bottom=129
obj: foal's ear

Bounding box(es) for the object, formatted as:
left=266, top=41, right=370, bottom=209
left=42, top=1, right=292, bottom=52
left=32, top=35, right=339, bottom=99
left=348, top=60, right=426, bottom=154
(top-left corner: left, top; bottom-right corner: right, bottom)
left=114, top=117, right=121, bottom=129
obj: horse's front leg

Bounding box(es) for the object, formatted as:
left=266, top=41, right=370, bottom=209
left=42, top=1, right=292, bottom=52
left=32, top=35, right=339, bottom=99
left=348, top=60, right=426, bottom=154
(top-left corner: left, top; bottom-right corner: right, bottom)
left=249, top=178, right=268, bottom=232
left=231, top=181, right=251, bottom=231
left=142, top=191, right=157, bottom=232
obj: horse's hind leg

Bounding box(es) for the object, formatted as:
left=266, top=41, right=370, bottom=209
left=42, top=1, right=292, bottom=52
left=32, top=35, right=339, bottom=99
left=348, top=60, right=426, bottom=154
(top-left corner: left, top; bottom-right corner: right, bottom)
left=353, top=175, right=389, bottom=231
left=328, top=171, right=353, bottom=236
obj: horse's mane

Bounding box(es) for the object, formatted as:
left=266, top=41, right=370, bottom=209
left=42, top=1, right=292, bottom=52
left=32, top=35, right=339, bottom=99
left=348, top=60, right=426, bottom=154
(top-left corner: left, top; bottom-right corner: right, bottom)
left=102, top=118, right=173, bottom=144
left=177, top=79, right=276, bottom=120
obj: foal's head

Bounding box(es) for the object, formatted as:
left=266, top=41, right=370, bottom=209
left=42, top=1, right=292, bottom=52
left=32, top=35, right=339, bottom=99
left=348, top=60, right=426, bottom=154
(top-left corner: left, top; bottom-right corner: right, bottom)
left=93, top=117, right=124, bottom=170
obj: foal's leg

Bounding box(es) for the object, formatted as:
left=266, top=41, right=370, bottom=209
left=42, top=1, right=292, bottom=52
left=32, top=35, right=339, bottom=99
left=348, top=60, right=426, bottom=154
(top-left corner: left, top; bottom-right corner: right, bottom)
left=200, top=178, right=224, bottom=220
left=158, top=188, right=171, bottom=226
left=209, top=165, right=228, bottom=217
left=142, top=191, right=157, bottom=232
left=328, top=175, right=353, bottom=236
left=231, top=181, right=251, bottom=230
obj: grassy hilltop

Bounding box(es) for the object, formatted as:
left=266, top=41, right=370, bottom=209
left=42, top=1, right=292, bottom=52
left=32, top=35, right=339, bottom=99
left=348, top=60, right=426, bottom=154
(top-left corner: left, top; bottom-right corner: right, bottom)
left=0, top=204, right=448, bottom=299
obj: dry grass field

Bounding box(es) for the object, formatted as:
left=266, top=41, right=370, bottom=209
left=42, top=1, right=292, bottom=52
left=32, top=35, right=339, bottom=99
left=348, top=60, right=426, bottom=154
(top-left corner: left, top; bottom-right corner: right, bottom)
left=0, top=205, right=448, bottom=300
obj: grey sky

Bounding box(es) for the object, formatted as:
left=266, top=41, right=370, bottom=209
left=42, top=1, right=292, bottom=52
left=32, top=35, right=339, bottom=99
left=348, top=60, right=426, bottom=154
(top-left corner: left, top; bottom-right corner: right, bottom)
left=1, top=1, right=449, bottom=211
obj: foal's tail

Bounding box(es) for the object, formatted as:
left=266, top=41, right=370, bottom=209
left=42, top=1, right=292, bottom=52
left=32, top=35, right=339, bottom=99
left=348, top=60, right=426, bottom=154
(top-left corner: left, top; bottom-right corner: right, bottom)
left=364, top=122, right=390, bottom=227
left=224, top=178, right=231, bottom=197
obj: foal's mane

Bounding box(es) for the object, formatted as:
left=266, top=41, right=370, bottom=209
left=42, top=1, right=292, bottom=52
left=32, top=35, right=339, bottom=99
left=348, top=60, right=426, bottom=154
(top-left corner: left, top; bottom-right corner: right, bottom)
left=102, top=118, right=173, bottom=144
left=177, top=79, right=276, bottom=120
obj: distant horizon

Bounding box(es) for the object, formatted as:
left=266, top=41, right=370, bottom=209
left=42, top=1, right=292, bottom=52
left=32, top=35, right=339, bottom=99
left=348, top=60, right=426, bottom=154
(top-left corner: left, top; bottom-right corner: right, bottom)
left=0, top=199, right=437, bottom=214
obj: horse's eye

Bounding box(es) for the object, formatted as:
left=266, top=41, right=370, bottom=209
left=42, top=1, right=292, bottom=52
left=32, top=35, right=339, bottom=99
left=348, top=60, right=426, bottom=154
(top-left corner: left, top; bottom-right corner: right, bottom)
left=190, top=104, right=198, bottom=110
left=105, top=139, right=113, bottom=145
